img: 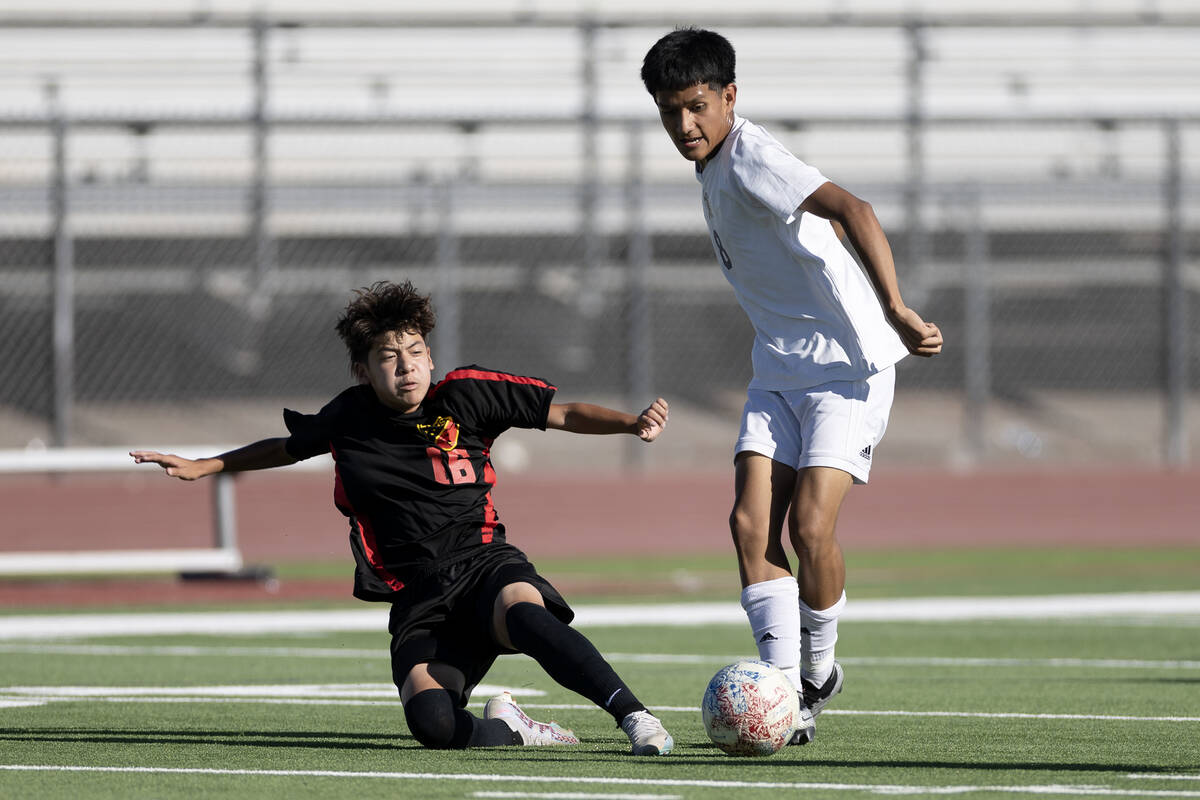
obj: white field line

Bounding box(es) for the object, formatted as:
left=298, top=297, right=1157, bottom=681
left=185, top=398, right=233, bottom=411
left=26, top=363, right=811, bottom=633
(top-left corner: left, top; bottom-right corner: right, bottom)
left=1128, top=777, right=1200, bottom=782
left=2, top=765, right=1200, bottom=798
left=3, top=643, right=1200, bottom=673
left=472, top=794, right=680, bottom=800
left=1, top=592, right=1199, bottom=640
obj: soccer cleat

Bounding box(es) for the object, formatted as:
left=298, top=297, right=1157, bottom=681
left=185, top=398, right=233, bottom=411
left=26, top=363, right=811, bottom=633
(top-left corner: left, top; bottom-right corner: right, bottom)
left=484, top=692, right=580, bottom=746
left=802, top=661, right=845, bottom=718
left=786, top=705, right=816, bottom=746
left=619, top=709, right=674, bottom=756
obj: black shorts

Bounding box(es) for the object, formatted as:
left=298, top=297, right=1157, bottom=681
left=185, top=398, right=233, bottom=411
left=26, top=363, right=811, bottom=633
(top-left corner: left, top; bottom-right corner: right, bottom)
left=388, top=542, right=573, bottom=706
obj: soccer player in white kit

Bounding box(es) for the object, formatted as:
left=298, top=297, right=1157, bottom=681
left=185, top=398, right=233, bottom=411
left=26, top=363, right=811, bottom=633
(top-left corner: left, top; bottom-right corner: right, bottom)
left=642, top=28, right=943, bottom=743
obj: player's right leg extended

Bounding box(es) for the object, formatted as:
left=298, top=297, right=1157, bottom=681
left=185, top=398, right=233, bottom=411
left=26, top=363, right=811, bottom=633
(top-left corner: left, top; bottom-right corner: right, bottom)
left=495, top=584, right=672, bottom=755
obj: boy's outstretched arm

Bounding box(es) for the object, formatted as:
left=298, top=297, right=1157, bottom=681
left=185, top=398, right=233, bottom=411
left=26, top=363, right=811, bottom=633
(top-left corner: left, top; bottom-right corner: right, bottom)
left=546, top=398, right=669, bottom=442
left=799, top=181, right=943, bottom=358
left=130, top=437, right=297, bottom=480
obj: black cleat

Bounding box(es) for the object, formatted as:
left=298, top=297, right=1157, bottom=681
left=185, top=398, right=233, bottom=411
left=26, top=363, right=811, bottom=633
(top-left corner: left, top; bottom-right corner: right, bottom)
left=802, top=661, right=845, bottom=718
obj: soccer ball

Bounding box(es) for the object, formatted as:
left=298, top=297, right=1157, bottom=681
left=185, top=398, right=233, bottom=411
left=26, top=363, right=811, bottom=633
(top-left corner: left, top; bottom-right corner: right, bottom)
left=701, top=659, right=801, bottom=756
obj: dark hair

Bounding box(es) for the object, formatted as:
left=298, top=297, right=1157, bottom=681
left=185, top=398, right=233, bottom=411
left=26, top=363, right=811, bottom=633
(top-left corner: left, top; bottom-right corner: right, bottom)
left=641, top=27, right=736, bottom=95
left=335, top=280, right=436, bottom=365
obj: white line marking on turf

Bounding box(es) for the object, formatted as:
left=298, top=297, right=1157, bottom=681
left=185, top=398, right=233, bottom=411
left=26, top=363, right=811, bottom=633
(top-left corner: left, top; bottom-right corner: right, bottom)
left=0, top=683, right=537, bottom=699
left=3, top=643, right=1199, bottom=673
left=3, top=766, right=1200, bottom=797
left=2, top=592, right=1198, bottom=640
left=0, top=643, right=384, bottom=659
left=838, top=656, right=1200, bottom=670
left=500, top=706, right=1200, bottom=724
left=822, top=710, right=1200, bottom=723
left=602, top=653, right=1200, bottom=671
left=0, top=682, right=536, bottom=709
left=472, top=794, right=681, bottom=800
left=1129, top=777, right=1200, bottom=782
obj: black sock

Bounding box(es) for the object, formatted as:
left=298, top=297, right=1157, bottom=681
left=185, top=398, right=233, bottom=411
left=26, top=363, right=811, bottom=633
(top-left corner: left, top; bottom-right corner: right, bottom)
left=404, top=688, right=521, bottom=748
left=505, top=601, right=646, bottom=723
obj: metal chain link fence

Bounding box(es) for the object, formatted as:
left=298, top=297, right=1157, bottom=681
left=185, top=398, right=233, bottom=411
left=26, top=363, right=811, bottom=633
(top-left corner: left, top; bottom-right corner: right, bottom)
left=0, top=13, right=1197, bottom=470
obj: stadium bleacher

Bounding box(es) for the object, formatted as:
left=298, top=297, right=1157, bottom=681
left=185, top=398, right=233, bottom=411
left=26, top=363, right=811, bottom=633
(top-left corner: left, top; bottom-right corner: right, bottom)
left=0, top=2, right=1196, bottom=457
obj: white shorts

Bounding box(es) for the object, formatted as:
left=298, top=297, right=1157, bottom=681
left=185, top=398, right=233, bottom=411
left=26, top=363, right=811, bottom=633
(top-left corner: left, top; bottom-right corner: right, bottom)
left=734, top=366, right=896, bottom=484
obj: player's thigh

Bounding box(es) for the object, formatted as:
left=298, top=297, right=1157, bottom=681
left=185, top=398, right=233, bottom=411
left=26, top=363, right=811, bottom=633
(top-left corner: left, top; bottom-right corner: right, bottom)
left=491, top=581, right=545, bottom=650
left=476, top=549, right=575, bottom=650
left=400, top=660, right=467, bottom=704
left=732, top=451, right=796, bottom=542
left=732, top=388, right=801, bottom=545
left=789, top=465, right=854, bottom=548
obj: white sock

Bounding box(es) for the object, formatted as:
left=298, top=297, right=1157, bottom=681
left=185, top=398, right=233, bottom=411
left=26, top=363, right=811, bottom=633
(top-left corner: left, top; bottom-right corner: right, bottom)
left=800, top=591, right=846, bottom=687
left=740, top=576, right=803, bottom=693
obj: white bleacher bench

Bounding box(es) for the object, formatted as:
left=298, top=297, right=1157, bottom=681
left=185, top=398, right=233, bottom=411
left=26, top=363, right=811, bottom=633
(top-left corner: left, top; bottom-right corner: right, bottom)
left=0, top=446, right=331, bottom=579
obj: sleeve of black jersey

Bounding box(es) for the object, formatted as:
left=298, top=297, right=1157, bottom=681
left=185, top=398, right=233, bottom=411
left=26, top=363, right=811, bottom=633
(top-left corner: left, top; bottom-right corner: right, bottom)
left=282, top=408, right=328, bottom=460
left=434, top=365, right=557, bottom=438
left=282, top=386, right=359, bottom=460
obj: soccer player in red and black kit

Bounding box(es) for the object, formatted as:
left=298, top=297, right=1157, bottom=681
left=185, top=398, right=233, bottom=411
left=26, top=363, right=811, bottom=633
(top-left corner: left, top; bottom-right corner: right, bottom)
left=131, top=280, right=674, bottom=756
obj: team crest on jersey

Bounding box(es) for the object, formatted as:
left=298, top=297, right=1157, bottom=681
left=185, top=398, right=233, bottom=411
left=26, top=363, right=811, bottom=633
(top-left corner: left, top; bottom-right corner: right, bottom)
left=417, top=415, right=460, bottom=451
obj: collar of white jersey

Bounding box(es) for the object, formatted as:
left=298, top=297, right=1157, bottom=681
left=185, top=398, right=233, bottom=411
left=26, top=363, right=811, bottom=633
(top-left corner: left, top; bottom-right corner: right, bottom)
left=695, top=114, right=746, bottom=178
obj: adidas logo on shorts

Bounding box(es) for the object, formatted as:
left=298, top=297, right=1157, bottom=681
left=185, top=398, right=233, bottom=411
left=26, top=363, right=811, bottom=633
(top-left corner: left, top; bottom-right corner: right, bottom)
left=858, top=444, right=872, bottom=460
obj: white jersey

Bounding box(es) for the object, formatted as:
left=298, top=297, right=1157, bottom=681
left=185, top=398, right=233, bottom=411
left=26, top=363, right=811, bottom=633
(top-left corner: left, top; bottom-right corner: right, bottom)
left=697, top=115, right=909, bottom=390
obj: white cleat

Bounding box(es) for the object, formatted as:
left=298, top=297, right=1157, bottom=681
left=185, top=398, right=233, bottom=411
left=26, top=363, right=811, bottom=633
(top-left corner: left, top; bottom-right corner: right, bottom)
left=484, top=692, right=580, bottom=746
left=787, top=705, right=817, bottom=746
left=619, top=709, right=674, bottom=756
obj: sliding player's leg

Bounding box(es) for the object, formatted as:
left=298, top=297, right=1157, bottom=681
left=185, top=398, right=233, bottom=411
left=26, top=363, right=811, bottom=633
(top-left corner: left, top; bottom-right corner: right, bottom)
left=493, top=581, right=673, bottom=755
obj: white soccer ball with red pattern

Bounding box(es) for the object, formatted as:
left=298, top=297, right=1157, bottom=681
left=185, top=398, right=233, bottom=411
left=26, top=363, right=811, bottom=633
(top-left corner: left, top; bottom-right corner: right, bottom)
left=701, top=659, right=801, bottom=756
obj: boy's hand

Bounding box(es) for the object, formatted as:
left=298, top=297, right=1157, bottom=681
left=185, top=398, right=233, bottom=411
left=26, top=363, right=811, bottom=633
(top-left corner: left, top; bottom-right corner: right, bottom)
left=636, top=398, right=670, bottom=442
left=888, top=306, right=943, bottom=357
left=130, top=450, right=219, bottom=481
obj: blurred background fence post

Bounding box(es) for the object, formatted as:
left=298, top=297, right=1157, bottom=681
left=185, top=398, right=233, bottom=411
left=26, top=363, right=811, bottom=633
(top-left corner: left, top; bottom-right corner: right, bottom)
left=245, top=14, right=275, bottom=383
left=625, top=120, right=652, bottom=471
left=1163, top=117, right=1189, bottom=466
left=434, top=177, right=462, bottom=373
left=961, top=182, right=991, bottom=464
left=904, top=20, right=931, bottom=306
left=47, top=78, right=74, bottom=448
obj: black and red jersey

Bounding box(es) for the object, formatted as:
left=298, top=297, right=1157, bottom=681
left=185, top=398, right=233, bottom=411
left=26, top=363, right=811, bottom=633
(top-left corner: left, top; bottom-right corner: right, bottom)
left=283, top=366, right=556, bottom=602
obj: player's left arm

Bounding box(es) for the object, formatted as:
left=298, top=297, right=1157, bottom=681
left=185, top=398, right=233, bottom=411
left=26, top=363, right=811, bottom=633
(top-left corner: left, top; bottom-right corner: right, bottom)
left=798, top=181, right=943, bottom=358
left=546, top=397, right=669, bottom=442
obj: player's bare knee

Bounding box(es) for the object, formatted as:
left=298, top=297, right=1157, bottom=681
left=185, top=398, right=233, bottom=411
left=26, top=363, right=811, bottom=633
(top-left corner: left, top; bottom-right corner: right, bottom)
left=789, top=508, right=839, bottom=548
left=729, top=504, right=761, bottom=544
left=400, top=661, right=465, bottom=705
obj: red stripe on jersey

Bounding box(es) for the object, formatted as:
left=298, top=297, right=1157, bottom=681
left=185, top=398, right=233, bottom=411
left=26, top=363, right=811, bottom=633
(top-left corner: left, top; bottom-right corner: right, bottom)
left=332, top=459, right=351, bottom=515
left=331, top=445, right=405, bottom=592
left=352, top=514, right=405, bottom=592
left=435, top=368, right=555, bottom=392
left=480, top=439, right=499, bottom=544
